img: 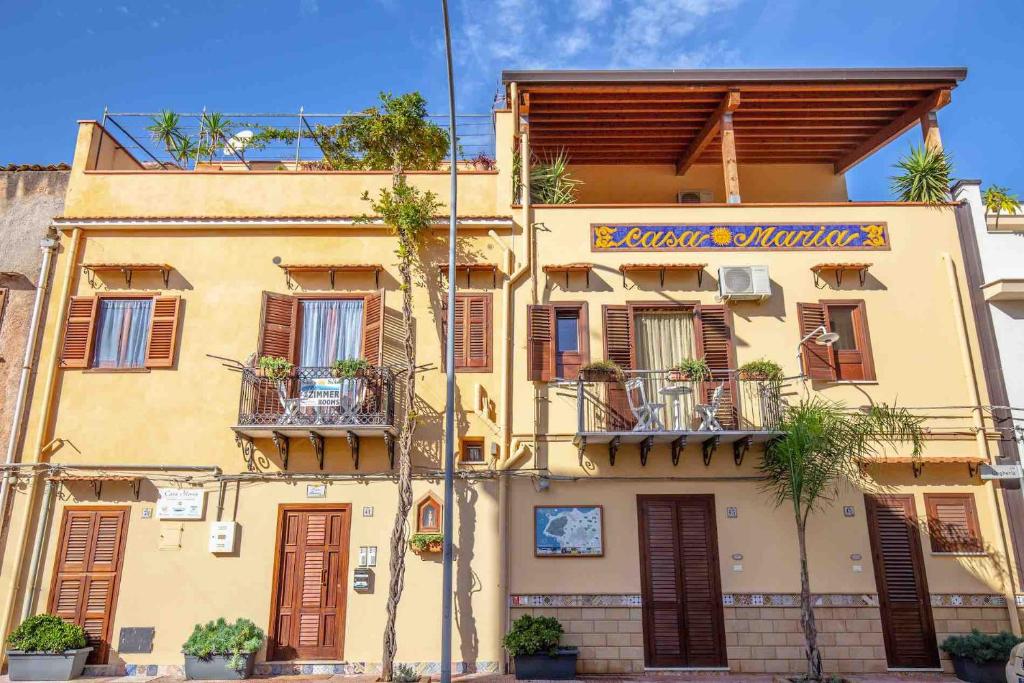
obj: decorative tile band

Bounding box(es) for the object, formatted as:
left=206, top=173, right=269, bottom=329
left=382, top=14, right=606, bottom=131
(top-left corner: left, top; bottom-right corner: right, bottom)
left=84, top=660, right=500, bottom=678
left=512, top=593, right=1009, bottom=609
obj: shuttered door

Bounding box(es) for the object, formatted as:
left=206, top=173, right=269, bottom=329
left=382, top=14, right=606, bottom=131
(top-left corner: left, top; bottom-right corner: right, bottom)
left=865, top=495, right=939, bottom=669
left=796, top=302, right=837, bottom=381
left=270, top=507, right=350, bottom=661
left=637, top=495, right=726, bottom=668
left=49, top=508, right=129, bottom=664
left=696, top=306, right=737, bottom=429
left=603, top=305, right=635, bottom=430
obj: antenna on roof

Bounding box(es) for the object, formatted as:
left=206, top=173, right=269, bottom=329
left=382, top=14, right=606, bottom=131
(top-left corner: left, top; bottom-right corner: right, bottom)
left=222, top=130, right=253, bottom=158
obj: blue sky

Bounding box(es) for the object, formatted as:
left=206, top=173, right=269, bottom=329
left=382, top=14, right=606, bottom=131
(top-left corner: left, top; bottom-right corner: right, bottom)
left=1, top=0, right=1021, bottom=200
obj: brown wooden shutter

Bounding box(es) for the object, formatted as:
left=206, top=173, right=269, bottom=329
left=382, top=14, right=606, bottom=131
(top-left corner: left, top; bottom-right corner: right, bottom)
left=362, top=290, right=385, bottom=365
left=638, top=495, right=726, bottom=668
left=464, top=294, right=491, bottom=370
left=258, top=292, right=298, bottom=363
left=527, top=304, right=555, bottom=381
left=60, top=296, right=99, bottom=368
left=144, top=296, right=181, bottom=368
left=697, top=305, right=737, bottom=429
left=49, top=508, right=129, bottom=665
left=924, top=493, right=982, bottom=553
left=865, top=495, right=939, bottom=669
left=797, top=302, right=836, bottom=381
left=603, top=305, right=634, bottom=430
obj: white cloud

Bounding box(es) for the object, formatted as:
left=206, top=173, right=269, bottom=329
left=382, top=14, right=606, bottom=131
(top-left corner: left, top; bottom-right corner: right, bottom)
left=116, top=4, right=129, bottom=14
left=609, top=0, right=740, bottom=68
left=299, top=0, right=319, bottom=16
left=574, top=0, right=612, bottom=21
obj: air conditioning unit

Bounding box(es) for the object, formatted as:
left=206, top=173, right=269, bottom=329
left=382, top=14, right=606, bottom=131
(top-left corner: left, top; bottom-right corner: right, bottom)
left=718, top=265, right=771, bottom=301
left=677, top=190, right=714, bottom=204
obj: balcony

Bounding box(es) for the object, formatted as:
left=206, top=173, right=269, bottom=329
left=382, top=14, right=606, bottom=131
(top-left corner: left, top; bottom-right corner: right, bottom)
left=232, top=366, right=395, bottom=470
left=571, top=370, right=783, bottom=467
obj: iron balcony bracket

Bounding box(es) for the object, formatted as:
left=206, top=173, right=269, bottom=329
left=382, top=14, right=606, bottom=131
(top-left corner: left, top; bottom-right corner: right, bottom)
left=733, top=436, right=753, bottom=466
left=385, top=432, right=396, bottom=469
left=234, top=433, right=257, bottom=472
left=309, top=431, right=325, bottom=470
left=346, top=431, right=360, bottom=470
left=702, top=435, right=720, bottom=466
left=271, top=431, right=290, bottom=470
left=671, top=435, right=687, bottom=466
left=608, top=435, right=621, bottom=466
left=575, top=435, right=587, bottom=467
left=639, top=435, right=654, bottom=466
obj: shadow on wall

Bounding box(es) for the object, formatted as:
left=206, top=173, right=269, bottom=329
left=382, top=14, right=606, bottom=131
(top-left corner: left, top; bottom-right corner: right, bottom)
left=455, top=481, right=481, bottom=668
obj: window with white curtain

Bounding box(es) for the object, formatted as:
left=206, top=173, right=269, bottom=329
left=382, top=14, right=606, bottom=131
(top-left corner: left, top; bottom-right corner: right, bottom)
left=92, top=298, right=152, bottom=368
left=299, top=299, right=364, bottom=366
left=634, top=310, right=695, bottom=371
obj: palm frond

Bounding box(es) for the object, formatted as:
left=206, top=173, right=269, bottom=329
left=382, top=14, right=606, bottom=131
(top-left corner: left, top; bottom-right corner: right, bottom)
left=890, top=146, right=953, bottom=204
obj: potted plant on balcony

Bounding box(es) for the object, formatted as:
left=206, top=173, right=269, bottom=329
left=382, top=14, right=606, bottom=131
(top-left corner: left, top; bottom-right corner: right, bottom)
left=941, top=630, right=1022, bottom=683
left=5, top=614, right=91, bottom=681
left=331, top=357, right=370, bottom=379
left=409, top=533, right=444, bottom=554
left=182, top=617, right=264, bottom=680
left=737, top=358, right=784, bottom=381
left=668, top=358, right=711, bottom=382
left=580, top=360, right=623, bottom=383
left=257, top=355, right=293, bottom=382
left=504, top=615, right=577, bottom=680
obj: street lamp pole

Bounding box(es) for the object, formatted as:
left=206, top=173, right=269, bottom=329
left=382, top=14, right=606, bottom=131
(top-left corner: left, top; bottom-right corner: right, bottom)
left=440, top=1, right=458, bottom=681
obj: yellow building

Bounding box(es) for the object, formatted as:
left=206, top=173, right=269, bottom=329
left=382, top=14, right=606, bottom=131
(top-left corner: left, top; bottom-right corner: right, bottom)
left=2, top=67, right=1022, bottom=678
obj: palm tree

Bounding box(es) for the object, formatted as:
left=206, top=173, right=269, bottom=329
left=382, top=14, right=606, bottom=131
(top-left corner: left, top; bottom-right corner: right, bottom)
left=201, top=112, right=234, bottom=163
left=169, top=135, right=201, bottom=169
left=891, top=145, right=954, bottom=204
left=983, top=185, right=1020, bottom=230
left=759, top=398, right=924, bottom=681
left=146, top=110, right=185, bottom=167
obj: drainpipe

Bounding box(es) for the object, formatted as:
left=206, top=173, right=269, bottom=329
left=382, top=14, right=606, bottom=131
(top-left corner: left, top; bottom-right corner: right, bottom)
left=943, top=252, right=1022, bottom=635
left=20, top=477, right=55, bottom=622
left=0, top=235, right=58, bottom=538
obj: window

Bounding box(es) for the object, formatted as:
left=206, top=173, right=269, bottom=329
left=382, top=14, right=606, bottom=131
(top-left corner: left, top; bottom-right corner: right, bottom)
left=416, top=494, right=442, bottom=533
left=527, top=303, right=588, bottom=381
left=461, top=437, right=485, bottom=463
left=924, top=493, right=982, bottom=553
left=444, top=293, right=492, bottom=372
left=60, top=295, right=182, bottom=369
left=797, top=300, right=875, bottom=381
left=257, top=291, right=384, bottom=367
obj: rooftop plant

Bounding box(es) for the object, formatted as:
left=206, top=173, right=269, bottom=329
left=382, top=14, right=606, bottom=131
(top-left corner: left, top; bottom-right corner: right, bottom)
left=6, top=614, right=87, bottom=653
left=983, top=185, right=1020, bottom=230
left=891, top=145, right=953, bottom=204
left=513, top=148, right=581, bottom=205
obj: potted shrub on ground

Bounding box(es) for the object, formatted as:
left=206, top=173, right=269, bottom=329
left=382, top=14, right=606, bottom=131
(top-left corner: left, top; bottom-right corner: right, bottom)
left=257, top=355, right=294, bottom=382
left=941, top=630, right=1021, bottom=683
left=182, top=617, right=264, bottom=680
left=579, top=360, right=623, bottom=383
left=737, top=358, right=784, bottom=381
left=5, top=614, right=91, bottom=681
left=331, top=357, right=370, bottom=379
left=409, top=533, right=444, bottom=554
left=504, top=614, right=577, bottom=680
left=668, top=358, right=711, bottom=382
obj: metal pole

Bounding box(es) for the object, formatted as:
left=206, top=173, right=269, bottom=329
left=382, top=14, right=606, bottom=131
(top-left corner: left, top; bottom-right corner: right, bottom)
left=21, top=477, right=55, bottom=622
left=295, top=107, right=304, bottom=168
left=440, top=1, right=458, bottom=681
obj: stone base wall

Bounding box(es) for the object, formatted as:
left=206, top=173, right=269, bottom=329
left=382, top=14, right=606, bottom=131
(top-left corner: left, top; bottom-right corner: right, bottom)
left=509, top=607, right=645, bottom=674
left=934, top=606, right=1013, bottom=673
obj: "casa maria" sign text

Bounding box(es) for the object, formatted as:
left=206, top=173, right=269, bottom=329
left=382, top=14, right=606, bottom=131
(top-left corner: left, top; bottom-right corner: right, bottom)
left=591, top=222, right=889, bottom=252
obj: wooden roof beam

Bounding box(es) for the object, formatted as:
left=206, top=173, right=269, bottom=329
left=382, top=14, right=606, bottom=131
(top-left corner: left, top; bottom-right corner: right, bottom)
left=833, top=89, right=952, bottom=175
left=676, top=91, right=741, bottom=176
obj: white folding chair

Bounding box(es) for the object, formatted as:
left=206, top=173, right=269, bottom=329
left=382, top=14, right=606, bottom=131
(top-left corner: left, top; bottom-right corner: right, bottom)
left=624, top=377, right=665, bottom=431
left=277, top=381, right=300, bottom=424
left=695, top=382, right=725, bottom=431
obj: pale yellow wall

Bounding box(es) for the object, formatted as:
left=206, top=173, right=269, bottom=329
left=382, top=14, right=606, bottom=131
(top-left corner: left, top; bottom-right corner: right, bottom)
left=567, top=163, right=849, bottom=204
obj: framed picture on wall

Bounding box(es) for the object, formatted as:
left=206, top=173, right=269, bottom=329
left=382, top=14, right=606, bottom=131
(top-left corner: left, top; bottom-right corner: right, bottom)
left=534, top=505, right=604, bottom=557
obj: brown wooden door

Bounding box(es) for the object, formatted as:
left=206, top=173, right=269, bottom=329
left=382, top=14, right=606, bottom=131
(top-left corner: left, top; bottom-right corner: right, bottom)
left=269, top=507, right=350, bottom=660
left=637, top=495, right=726, bottom=668
left=48, top=508, right=129, bottom=664
left=865, top=495, right=939, bottom=669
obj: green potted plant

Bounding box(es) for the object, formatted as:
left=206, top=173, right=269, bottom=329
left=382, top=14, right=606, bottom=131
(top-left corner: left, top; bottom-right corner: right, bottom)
left=504, top=614, right=577, bottom=680
left=257, top=355, right=293, bottom=382
left=330, top=357, right=370, bottom=379
left=941, top=630, right=1022, bottom=683
left=409, top=533, right=444, bottom=554
left=668, top=358, right=711, bottom=382
left=182, top=617, right=264, bottom=680
left=737, top=358, right=784, bottom=381
left=579, top=360, right=623, bottom=383
left=5, top=614, right=90, bottom=681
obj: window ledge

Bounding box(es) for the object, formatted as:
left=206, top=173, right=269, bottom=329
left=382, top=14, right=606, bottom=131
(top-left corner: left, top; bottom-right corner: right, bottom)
left=83, top=368, right=151, bottom=374
left=930, top=551, right=986, bottom=557
left=827, top=380, right=878, bottom=385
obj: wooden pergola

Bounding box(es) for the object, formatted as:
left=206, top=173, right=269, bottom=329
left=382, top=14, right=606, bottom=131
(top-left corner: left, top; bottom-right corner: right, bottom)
left=504, top=68, right=965, bottom=202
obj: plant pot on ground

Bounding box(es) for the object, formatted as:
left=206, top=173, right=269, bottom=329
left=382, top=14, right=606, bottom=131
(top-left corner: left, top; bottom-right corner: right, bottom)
left=737, top=358, right=784, bottom=382
left=182, top=617, right=264, bottom=680
left=941, top=630, right=1022, bottom=683
left=668, top=358, right=711, bottom=383
left=5, top=614, right=91, bottom=681
left=504, top=615, right=577, bottom=680
left=579, top=361, right=623, bottom=383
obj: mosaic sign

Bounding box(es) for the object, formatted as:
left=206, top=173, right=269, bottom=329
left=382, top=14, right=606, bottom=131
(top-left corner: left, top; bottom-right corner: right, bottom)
left=591, top=222, right=889, bottom=252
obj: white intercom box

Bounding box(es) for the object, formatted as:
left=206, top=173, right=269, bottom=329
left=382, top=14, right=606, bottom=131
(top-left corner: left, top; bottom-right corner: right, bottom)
left=208, top=521, right=239, bottom=553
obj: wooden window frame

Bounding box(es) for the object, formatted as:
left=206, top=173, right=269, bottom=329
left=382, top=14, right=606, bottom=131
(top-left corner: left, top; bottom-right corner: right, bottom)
left=527, top=301, right=590, bottom=381
left=416, top=493, right=443, bottom=533
left=459, top=437, right=486, bottom=464
left=265, top=291, right=382, bottom=366
left=445, top=292, right=493, bottom=373
left=924, top=493, right=983, bottom=554
left=823, top=299, right=875, bottom=381
left=553, top=302, right=589, bottom=381
left=78, top=292, right=180, bottom=372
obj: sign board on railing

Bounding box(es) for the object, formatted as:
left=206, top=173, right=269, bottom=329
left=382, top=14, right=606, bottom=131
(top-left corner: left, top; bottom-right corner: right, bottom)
left=980, top=464, right=1023, bottom=480
left=300, top=378, right=341, bottom=407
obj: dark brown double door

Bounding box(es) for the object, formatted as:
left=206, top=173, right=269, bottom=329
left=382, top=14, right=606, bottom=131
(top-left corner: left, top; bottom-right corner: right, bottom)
left=865, top=495, right=940, bottom=669
left=637, top=495, right=727, bottom=668
left=269, top=506, right=351, bottom=660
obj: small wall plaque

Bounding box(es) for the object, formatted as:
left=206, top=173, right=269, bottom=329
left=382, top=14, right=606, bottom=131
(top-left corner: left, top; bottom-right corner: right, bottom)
left=362, top=506, right=374, bottom=517
left=353, top=568, right=374, bottom=593
left=306, top=484, right=327, bottom=498
left=726, top=506, right=738, bottom=518
left=118, top=628, right=154, bottom=654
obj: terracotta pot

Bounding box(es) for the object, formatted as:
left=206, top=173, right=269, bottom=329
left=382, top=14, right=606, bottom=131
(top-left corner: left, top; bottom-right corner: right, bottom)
left=413, top=540, right=443, bottom=554
left=581, top=369, right=619, bottom=383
